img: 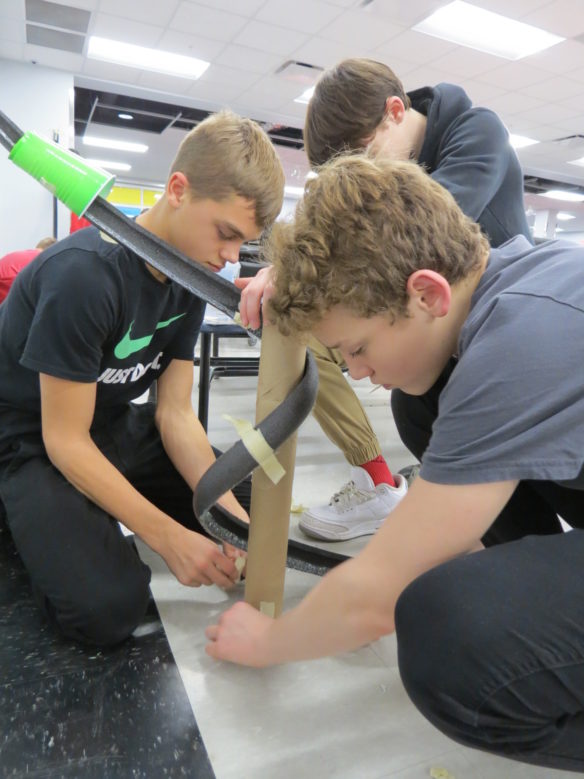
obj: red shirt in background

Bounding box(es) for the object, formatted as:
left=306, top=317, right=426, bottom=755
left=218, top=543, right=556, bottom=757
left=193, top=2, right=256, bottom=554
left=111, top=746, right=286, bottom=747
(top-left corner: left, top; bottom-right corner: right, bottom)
left=0, top=249, right=41, bottom=303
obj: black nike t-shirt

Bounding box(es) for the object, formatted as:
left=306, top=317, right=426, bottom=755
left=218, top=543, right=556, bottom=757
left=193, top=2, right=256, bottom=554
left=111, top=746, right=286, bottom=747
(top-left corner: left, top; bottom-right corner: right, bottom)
left=0, top=227, right=205, bottom=455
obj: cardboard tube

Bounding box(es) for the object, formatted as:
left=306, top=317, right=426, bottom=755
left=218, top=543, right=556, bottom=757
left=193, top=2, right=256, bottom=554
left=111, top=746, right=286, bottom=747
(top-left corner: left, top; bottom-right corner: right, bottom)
left=244, top=316, right=305, bottom=617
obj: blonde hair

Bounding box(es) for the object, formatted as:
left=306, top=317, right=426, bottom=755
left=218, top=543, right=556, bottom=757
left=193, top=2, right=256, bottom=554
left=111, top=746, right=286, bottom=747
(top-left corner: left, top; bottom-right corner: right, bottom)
left=304, top=58, right=411, bottom=167
left=170, top=110, right=284, bottom=229
left=35, top=236, right=57, bottom=250
left=268, top=154, right=488, bottom=336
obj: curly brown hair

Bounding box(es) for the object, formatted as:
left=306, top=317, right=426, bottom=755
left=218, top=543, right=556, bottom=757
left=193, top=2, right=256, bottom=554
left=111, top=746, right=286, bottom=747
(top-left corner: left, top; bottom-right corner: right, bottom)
left=268, top=154, right=488, bottom=337
left=304, top=58, right=411, bottom=167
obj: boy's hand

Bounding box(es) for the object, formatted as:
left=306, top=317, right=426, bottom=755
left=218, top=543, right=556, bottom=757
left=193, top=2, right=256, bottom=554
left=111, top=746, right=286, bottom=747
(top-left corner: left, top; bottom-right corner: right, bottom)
left=160, top=523, right=241, bottom=589
left=205, top=601, right=275, bottom=667
left=235, top=266, right=275, bottom=330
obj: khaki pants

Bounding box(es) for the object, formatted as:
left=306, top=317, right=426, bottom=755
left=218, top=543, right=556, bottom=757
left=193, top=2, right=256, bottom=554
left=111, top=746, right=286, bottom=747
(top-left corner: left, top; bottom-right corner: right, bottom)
left=309, top=335, right=381, bottom=466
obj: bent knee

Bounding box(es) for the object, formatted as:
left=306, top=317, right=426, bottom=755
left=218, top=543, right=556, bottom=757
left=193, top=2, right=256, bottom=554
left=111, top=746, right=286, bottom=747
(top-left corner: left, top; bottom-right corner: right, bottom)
left=51, top=571, right=151, bottom=647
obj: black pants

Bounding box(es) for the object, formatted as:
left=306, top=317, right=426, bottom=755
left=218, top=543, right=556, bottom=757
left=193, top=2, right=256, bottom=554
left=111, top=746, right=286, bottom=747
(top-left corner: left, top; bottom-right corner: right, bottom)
left=0, top=403, right=250, bottom=647
left=396, top=530, right=584, bottom=771
left=392, top=361, right=584, bottom=769
left=391, top=358, right=564, bottom=545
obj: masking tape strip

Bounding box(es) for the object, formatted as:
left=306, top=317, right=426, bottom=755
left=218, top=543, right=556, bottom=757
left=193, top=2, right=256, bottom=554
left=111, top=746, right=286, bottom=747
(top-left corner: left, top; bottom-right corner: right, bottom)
left=260, top=601, right=276, bottom=618
left=223, top=414, right=285, bottom=485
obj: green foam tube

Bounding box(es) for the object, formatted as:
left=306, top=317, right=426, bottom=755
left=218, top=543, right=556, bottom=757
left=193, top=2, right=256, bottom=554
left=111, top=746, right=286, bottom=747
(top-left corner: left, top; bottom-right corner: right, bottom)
left=9, top=132, right=115, bottom=216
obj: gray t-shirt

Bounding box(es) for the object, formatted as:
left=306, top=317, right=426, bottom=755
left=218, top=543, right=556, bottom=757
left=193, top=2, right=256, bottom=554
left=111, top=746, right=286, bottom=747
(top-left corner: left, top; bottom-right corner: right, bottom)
left=420, top=236, right=584, bottom=489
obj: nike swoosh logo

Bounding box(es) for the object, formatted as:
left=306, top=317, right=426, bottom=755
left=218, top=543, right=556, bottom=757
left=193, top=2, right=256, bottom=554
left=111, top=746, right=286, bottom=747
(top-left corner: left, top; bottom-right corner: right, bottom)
left=114, top=313, right=186, bottom=360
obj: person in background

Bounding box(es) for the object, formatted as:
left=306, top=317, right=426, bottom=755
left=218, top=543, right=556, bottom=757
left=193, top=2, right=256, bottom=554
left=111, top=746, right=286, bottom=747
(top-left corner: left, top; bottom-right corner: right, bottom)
left=0, top=236, right=56, bottom=303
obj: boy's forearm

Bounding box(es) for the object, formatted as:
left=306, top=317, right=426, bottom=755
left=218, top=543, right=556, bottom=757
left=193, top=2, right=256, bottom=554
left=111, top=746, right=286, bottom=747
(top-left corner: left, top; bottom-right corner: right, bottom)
left=46, top=434, right=175, bottom=552
left=231, top=478, right=518, bottom=666
left=264, top=557, right=396, bottom=664
left=157, top=406, right=248, bottom=520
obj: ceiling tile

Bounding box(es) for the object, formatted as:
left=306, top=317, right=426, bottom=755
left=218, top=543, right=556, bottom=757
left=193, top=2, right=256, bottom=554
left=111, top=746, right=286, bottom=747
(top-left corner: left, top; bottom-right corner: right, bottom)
left=476, top=61, right=551, bottom=90
left=169, top=2, right=248, bottom=42
left=545, top=112, right=584, bottom=136
left=215, top=43, right=282, bottom=75
left=362, top=0, right=447, bottom=27
left=26, top=24, right=85, bottom=53
left=466, top=0, right=555, bottom=19
left=289, top=35, right=373, bottom=70
left=191, top=0, right=265, bottom=15
left=402, top=65, right=470, bottom=91
left=522, top=0, right=584, bottom=37
left=26, top=0, right=90, bottom=32
left=233, top=21, right=308, bottom=57
left=523, top=39, right=584, bottom=75
left=135, top=71, right=194, bottom=96
left=521, top=75, right=584, bottom=102
left=486, top=91, right=546, bottom=116
left=186, top=78, right=248, bottom=105
left=82, top=57, right=142, bottom=84
left=90, top=13, right=164, bottom=47
left=57, top=0, right=99, bottom=9
left=514, top=101, right=582, bottom=126
left=197, top=63, right=260, bottom=90
left=96, top=0, right=179, bottom=26
left=374, top=29, right=456, bottom=65
left=257, top=0, right=342, bottom=35
left=238, top=76, right=311, bottom=109
left=430, top=47, right=505, bottom=80
left=157, top=30, right=226, bottom=61
left=513, top=123, right=572, bottom=141
left=322, top=8, right=405, bottom=49
left=458, top=80, right=507, bottom=106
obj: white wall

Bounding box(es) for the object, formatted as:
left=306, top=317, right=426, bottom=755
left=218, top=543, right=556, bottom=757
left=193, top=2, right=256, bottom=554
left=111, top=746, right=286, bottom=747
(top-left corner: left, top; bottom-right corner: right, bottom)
left=0, top=59, right=73, bottom=254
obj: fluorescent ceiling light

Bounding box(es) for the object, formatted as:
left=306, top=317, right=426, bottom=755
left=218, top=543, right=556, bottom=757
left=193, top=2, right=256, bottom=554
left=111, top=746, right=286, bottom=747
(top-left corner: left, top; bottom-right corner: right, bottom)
left=83, top=136, right=148, bottom=153
left=557, top=212, right=576, bottom=221
left=87, top=36, right=209, bottom=80
left=539, top=190, right=584, bottom=203
left=86, top=159, right=131, bottom=172
left=568, top=157, right=584, bottom=168
left=285, top=185, right=305, bottom=198
left=509, top=134, right=539, bottom=150
left=413, top=1, right=564, bottom=60
left=118, top=113, right=133, bottom=120
left=294, top=86, right=315, bottom=104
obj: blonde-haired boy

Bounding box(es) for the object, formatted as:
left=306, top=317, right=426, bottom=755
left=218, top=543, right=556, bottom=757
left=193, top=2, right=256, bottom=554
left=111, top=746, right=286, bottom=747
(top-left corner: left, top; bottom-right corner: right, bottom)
left=0, top=110, right=284, bottom=646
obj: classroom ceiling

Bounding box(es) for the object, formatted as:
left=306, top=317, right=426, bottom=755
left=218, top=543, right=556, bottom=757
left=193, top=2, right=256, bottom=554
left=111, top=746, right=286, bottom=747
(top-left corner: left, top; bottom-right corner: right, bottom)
left=1, top=0, right=584, bottom=234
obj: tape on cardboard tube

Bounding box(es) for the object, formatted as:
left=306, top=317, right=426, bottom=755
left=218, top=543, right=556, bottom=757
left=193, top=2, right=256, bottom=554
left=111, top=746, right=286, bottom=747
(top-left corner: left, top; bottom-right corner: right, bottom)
left=223, top=414, right=285, bottom=484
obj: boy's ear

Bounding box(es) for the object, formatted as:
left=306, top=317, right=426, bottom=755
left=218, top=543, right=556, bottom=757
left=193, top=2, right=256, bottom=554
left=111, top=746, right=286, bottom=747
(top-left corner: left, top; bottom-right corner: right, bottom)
left=406, top=269, right=451, bottom=317
left=167, top=171, right=190, bottom=208
left=383, top=96, right=406, bottom=124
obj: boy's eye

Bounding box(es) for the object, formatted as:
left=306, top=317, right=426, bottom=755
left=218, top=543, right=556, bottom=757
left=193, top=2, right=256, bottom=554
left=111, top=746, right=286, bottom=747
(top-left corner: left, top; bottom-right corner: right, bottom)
left=218, top=228, right=236, bottom=241
left=349, top=346, right=364, bottom=358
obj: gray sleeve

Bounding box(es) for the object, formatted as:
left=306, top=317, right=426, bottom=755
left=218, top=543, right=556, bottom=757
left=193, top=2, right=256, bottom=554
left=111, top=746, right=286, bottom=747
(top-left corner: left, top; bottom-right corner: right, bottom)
left=420, top=294, right=584, bottom=485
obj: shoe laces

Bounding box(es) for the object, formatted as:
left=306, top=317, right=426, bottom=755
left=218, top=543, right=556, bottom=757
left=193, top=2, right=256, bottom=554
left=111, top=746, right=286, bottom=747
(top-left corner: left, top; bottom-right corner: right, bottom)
left=330, top=480, right=372, bottom=508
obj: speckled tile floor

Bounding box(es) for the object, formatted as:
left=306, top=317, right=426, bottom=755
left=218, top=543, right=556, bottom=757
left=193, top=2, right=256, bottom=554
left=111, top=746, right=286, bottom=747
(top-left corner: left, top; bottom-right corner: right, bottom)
left=0, top=338, right=577, bottom=778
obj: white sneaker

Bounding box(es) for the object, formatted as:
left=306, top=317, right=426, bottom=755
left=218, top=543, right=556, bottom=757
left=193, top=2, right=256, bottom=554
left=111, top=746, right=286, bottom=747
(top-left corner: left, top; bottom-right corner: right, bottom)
left=299, top=467, right=408, bottom=541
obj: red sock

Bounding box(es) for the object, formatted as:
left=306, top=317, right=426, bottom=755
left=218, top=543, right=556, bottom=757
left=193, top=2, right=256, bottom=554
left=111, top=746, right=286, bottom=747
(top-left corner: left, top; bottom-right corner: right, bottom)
left=359, top=455, right=396, bottom=488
